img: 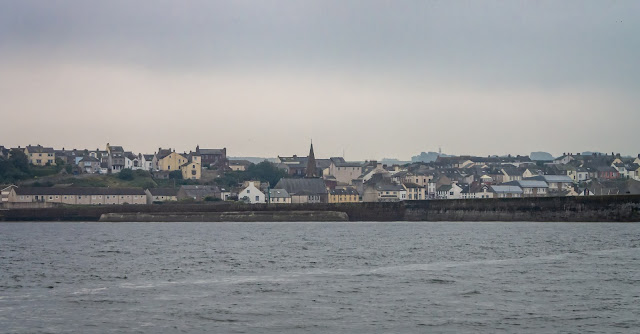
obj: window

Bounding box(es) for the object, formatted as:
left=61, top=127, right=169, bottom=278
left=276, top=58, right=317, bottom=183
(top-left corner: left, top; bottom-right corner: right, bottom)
left=55, top=196, right=59, bottom=199
left=255, top=196, right=259, bottom=202
left=450, top=192, right=454, bottom=196
left=247, top=189, right=250, bottom=194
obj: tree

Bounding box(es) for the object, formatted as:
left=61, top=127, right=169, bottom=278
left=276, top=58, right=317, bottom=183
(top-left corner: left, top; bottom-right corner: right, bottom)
left=246, top=161, right=287, bottom=186
left=0, top=150, right=31, bottom=183
left=169, top=170, right=183, bottom=179
left=118, top=168, right=135, bottom=180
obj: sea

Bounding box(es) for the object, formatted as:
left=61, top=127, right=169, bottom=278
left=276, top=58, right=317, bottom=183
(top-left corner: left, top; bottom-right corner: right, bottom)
left=1, top=221, right=639, bottom=333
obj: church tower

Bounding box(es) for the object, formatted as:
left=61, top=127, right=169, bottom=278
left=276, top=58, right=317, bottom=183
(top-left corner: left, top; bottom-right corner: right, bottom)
left=305, top=141, right=317, bottom=178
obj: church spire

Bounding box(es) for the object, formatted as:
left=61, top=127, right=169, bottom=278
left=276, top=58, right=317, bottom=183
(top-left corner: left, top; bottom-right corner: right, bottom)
left=305, top=140, right=317, bottom=178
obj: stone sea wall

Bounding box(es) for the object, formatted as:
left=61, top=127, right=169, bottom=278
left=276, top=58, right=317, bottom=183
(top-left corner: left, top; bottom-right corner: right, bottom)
left=0, top=195, right=638, bottom=222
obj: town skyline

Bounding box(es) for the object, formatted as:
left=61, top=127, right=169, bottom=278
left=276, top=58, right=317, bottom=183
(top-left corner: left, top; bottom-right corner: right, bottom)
left=1, top=140, right=639, bottom=163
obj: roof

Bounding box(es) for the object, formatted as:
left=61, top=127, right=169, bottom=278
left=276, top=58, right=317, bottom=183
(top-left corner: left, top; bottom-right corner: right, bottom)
left=517, top=180, right=548, bottom=188
left=14, top=187, right=145, bottom=195
left=178, top=185, right=220, bottom=197
left=109, top=145, right=124, bottom=152
left=331, top=157, right=362, bottom=168
left=269, top=189, right=290, bottom=198
left=199, top=148, right=225, bottom=155
left=402, top=182, right=424, bottom=189
left=147, top=188, right=178, bottom=196
left=275, top=178, right=328, bottom=195
left=541, top=175, right=573, bottom=183
left=26, top=145, right=54, bottom=153
left=490, top=185, right=523, bottom=194
left=329, top=188, right=359, bottom=195
left=156, top=148, right=173, bottom=160
left=437, top=185, right=452, bottom=192
left=375, top=184, right=405, bottom=192
left=79, top=156, right=100, bottom=163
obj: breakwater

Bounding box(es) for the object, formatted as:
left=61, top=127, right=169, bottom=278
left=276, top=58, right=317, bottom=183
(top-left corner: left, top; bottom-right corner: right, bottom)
left=99, top=211, right=349, bottom=222
left=1, top=195, right=639, bottom=222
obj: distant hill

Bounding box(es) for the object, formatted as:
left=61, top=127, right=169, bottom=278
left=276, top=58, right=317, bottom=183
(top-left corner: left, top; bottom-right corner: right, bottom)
left=381, top=158, right=411, bottom=165
left=229, top=157, right=278, bottom=164
left=530, top=152, right=555, bottom=161
left=411, top=152, right=453, bottom=163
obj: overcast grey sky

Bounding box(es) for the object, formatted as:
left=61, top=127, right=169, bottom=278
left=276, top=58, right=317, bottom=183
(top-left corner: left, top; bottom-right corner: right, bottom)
left=1, top=1, right=638, bottom=160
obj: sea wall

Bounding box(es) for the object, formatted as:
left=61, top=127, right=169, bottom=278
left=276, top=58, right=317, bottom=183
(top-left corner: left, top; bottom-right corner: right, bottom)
left=99, top=211, right=349, bottom=222
left=1, top=195, right=639, bottom=222
left=403, top=196, right=640, bottom=222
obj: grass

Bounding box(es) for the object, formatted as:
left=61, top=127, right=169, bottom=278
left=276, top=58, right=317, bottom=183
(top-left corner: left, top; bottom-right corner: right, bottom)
left=57, top=175, right=158, bottom=188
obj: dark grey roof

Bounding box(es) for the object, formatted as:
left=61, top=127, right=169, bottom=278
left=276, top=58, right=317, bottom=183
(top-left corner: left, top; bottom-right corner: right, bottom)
left=274, top=178, right=328, bottom=195
left=375, top=184, right=405, bottom=192
left=79, top=156, right=100, bottom=163
left=402, top=182, right=423, bottom=189
left=26, top=145, right=54, bottom=153
left=148, top=188, right=178, bottom=196
left=269, top=189, right=290, bottom=198
left=316, top=159, right=332, bottom=169
left=15, top=187, right=145, bottom=195
left=437, top=185, right=452, bottom=192
left=109, top=146, right=124, bottom=152
left=156, top=149, right=173, bottom=160
left=179, top=185, right=220, bottom=197
left=329, top=188, right=359, bottom=195
left=199, top=149, right=225, bottom=155
left=505, top=180, right=548, bottom=188
left=596, top=166, right=618, bottom=173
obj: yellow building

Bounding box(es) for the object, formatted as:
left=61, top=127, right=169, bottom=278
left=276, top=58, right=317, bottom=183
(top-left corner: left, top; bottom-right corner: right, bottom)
left=328, top=188, right=360, bottom=203
left=403, top=183, right=426, bottom=200
left=157, top=151, right=188, bottom=171
left=24, top=145, right=56, bottom=166
left=181, top=161, right=202, bottom=180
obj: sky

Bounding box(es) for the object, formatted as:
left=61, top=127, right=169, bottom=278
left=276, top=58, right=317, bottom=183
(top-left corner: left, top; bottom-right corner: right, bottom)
left=0, top=1, right=638, bottom=160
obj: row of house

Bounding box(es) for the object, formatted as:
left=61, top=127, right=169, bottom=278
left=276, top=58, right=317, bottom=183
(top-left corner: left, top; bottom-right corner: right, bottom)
left=3, top=144, right=231, bottom=181
left=1, top=185, right=235, bottom=206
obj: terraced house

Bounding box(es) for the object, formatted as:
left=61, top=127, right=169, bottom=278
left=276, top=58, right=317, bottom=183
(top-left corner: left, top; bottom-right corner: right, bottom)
left=9, top=187, right=147, bottom=205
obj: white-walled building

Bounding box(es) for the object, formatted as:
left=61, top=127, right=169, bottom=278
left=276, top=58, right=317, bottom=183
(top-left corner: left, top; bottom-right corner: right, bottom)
left=238, top=181, right=266, bottom=204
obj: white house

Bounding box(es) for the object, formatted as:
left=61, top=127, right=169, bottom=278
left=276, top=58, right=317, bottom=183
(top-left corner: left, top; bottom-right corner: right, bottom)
left=437, top=183, right=463, bottom=199
left=568, top=167, right=590, bottom=183
left=375, top=184, right=407, bottom=202
left=238, top=181, right=265, bottom=204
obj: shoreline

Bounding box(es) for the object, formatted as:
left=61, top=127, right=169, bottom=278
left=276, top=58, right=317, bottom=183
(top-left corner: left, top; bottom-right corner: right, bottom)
left=1, top=195, right=639, bottom=222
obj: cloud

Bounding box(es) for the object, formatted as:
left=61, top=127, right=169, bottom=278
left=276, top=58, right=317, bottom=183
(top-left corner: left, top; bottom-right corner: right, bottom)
left=0, top=1, right=638, bottom=158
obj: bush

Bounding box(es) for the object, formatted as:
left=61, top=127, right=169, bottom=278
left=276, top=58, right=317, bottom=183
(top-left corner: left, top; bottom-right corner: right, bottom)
left=134, top=169, right=152, bottom=178
left=169, top=171, right=183, bottom=179
left=118, top=169, right=135, bottom=180
left=204, top=196, right=221, bottom=202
